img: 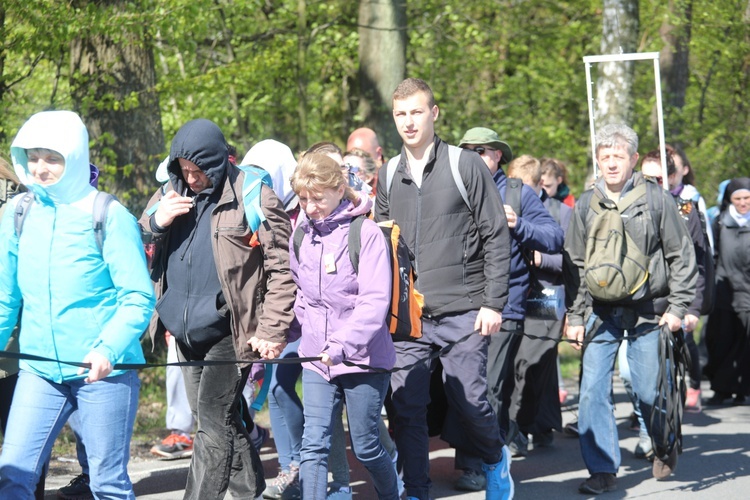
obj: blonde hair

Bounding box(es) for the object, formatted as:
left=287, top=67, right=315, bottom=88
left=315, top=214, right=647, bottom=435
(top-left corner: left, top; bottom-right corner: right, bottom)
left=507, top=155, right=541, bottom=185
left=0, top=156, right=19, bottom=184
left=291, top=153, right=356, bottom=202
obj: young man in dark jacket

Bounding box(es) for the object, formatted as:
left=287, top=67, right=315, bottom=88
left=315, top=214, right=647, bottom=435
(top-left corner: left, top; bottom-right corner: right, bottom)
left=375, top=78, right=513, bottom=500
left=448, top=132, right=563, bottom=483
left=563, top=124, right=697, bottom=494
left=140, top=119, right=296, bottom=500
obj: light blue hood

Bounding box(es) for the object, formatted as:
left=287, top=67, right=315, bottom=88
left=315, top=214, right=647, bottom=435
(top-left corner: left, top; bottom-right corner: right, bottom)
left=10, top=110, right=94, bottom=204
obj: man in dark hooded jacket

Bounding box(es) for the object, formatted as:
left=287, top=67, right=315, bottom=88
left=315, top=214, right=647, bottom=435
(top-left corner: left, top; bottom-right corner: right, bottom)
left=140, top=119, right=295, bottom=499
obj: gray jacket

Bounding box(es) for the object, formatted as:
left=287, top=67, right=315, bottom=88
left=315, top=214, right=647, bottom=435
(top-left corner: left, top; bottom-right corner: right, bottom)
left=563, top=172, right=697, bottom=328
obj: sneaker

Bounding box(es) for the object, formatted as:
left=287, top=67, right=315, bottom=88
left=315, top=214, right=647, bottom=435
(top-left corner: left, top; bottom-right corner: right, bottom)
left=564, top=420, right=579, bottom=437
left=455, top=468, right=486, bottom=491
left=578, top=473, right=617, bottom=494
left=628, top=412, right=640, bottom=432
left=559, top=388, right=569, bottom=405
left=508, top=432, right=528, bottom=457
left=57, top=473, right=93, bottom=500
left=634, top=435, right=654, bottom=460
left=482, top=445, right=514, bottom=500
left=150, top=433, right=193, bottom=460
left=280, top=475, right=301, bottom=500
left=263, top=466, right=299, bottom=499
left=253, top=424, right=269, bottom=453
left=652, top=447, right=678, bottom=480
left=685, top=388, right=702, bottom=412
left=326, top=486, right=353, bottom=500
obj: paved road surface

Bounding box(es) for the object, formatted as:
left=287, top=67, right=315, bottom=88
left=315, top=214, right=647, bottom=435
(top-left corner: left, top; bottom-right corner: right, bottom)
left=45, top=378, right=750, bottom=498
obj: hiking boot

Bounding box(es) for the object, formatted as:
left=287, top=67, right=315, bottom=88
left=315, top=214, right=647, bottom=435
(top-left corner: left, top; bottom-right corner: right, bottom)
left=57, top=473, right=93, bottom=500
left=150, top=433, right=193, bottom=460
left=532, top=431, right=554, bottom=448
left=685, top=388, right=702, bottom=412
left=263, top=466, right=299, bottom=499
left=455, top=468, right=485, bottom=491
left=578, top=473, right=617, bottom=494
left=482, top=445, right=514, bottom=500
left=652, top=447, right=678, bottom=480
left=634, top=435, right=654, bottom=460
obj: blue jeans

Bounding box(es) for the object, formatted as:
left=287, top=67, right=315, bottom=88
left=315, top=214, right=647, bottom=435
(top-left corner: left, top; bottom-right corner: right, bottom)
left=579, top=314, right=661, bottom=474
left=300, top=369, right=398, bottom=499
left=0, top=370, right=140, bottom=499
left=267, top=338, right=303, bottom=471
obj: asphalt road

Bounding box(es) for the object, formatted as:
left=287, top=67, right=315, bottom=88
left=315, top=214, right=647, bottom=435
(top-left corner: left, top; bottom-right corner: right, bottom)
left=45, top=378, right=750, bottom=499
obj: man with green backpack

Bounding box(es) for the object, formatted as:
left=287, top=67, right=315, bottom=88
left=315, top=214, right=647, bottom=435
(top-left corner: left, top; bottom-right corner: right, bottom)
left=563, top=124, right=697, bottom=494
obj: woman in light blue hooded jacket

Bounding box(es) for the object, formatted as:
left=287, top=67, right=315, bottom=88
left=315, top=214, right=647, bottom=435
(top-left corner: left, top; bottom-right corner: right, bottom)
left=0, top=110, right=156, bottom=499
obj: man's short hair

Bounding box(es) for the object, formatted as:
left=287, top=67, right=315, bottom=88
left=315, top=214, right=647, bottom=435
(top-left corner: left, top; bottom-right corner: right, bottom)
left=595, top=124, right=639, bottom=157
left=303, top=141, right=343, bottom=158
left=507, top=155, right=542, bottom=185
left=393, top=78, right=435, bottom=108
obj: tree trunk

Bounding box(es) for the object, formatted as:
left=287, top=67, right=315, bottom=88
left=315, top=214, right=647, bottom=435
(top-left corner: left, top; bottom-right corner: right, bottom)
left=595, top=0, right=639, bottom=126
left=357, top=0, right=406, bottom=156
left=659, top=0, right=693, bottom=142
left=69, top=0, right=164, bottom=213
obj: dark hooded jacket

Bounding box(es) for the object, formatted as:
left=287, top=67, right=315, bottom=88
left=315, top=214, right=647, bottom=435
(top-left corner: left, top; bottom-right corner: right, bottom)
left=141, top=119, right=295, bottom=359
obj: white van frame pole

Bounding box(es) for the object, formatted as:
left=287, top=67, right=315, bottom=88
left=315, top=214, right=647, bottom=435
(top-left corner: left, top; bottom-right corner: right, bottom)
left=583, top=52, right=668, bottom=191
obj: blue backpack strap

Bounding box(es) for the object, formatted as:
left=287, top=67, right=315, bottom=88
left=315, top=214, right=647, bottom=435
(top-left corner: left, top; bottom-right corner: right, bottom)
left=14, top=191, right=35, bottom=238
left=251, top=364, right=273, bottom=411
left=447, top=145, right=470, bottom=209
left=92, top=192, right=116, bottom=253
left=238, top=165, right=273, bottom=234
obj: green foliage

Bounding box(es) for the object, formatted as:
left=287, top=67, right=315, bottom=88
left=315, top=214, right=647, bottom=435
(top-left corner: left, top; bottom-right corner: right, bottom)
left=1, top=0, right=749, bottom=206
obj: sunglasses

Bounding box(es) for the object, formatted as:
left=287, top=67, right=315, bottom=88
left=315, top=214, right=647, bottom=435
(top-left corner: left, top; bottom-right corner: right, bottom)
left=341, top=163, right=359, bottom=173
left=465, top=146, right=496, bottom=155
left=645, top=175, right=663, bottom=185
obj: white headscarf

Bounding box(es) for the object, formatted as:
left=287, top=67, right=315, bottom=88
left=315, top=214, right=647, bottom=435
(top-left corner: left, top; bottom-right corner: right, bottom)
left=241, top=139, right=298, bottom=211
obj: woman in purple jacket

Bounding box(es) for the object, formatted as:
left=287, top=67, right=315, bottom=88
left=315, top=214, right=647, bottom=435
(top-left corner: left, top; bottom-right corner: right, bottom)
left=289, top=153, right=398, bottom=499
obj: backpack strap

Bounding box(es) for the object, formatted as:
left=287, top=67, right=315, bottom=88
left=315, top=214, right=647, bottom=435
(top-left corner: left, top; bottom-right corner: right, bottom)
left=505, top=178, right=523, bottom=217
left=14, top=191, right=35, bottom=239
left=386, top=146, right=471, bottom=211
left=347, top=216, right=366, bottom=273
left=447, top=145, right=470, bottom=209
left=644, top=182, right=664, bottom=236
left=92, top=192, right=116, bottom=253
left=15, top=191, right=114, bottom=253
left=145, top=183, right=173, bottom=217
left=292, top=223, right=305, bottom=261
left=238, top=165, right=274, bottom=234
left=385, top=155, right=401, bottom=199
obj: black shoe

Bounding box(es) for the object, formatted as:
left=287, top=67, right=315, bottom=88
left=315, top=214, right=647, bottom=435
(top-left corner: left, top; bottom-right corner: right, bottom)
left=706, top=392, right=732, bottom=406
left=532, top=431, right=554, bottom=448
left=455, top=468, right=486, bottom=491
left=578, top=473, right=617, bottom=494
left=564, top=420, right=579, bottom=437
left=57, top=473, right=93, bottom=500
left=734, top=394, right=746, bottom=405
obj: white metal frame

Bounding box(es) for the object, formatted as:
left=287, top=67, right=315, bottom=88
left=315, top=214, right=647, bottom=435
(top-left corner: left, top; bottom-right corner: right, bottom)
left=583, top=52, right=668, bottom=190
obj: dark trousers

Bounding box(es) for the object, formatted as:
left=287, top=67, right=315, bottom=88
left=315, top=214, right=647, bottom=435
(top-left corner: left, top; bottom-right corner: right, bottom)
left=177, top=335, right=264, bottom=500
left=390, top=311, right=503, bottom=500
left=705, top=310, right=750, bottom=396
left=510, top=317, right=563, bottom=435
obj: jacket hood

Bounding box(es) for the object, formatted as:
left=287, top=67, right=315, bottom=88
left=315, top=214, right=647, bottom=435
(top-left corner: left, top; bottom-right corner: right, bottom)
left=10, top=110, right=94, bottom=204
left=168, top=119, right=229, bottom=195
left=307, top=192, right=373, bottom=234
left=241, top=139, right=298, bottom=210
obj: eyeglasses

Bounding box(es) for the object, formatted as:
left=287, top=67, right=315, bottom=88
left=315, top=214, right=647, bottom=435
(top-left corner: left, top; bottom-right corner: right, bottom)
left=341, top=163, right=359, bottom=173
left=464, top=146, right=496, bottom=155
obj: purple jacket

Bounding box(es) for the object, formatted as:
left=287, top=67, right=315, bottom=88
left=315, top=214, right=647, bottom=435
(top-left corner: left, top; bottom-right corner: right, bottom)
left=289, top=193, right=396, bottom=381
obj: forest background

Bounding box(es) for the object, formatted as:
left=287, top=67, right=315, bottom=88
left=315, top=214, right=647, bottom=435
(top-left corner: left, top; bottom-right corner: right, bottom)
left=1, top=0, right=749, bottom=214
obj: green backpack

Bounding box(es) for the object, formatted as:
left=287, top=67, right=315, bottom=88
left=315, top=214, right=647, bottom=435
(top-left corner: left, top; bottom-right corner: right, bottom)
left=583, top=183, right=657, bottom=302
